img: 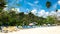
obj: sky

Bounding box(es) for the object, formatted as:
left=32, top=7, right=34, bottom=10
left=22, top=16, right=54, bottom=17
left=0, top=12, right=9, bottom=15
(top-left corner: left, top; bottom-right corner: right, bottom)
left=5, top=0, right=60, bottom=17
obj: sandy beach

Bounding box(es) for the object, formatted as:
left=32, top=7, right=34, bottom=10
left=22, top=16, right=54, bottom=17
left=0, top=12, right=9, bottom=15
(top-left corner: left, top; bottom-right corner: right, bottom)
left=0, top=26, right=60, bottom=34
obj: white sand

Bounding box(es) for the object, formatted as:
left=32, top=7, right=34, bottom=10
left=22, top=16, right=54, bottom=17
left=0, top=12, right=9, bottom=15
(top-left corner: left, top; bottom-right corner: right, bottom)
left=0, top=26, right=60, bottom=34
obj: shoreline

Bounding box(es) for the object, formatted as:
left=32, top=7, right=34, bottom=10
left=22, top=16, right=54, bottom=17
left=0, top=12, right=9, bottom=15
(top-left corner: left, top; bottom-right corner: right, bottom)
left=0, top=26, right=60, bottom=34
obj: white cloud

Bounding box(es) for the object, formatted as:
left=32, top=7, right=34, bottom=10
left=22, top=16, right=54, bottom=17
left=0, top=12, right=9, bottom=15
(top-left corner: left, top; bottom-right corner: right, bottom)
left=4, top=5, right=8, bottom=6
left=56, top=9, right=60, bottom=20
left=45, top=12, right=49, bottom=16
left=24, top=12, right=29, bottom=14
left=16, top=8, right=20, bottom=12
left=37, top=10, right=58, bottom=18
left=31, top=9, right=60, bottom=18
left=31, top=9, right=37, bottom=15
left=11, top=8, right=20, bottom=12
left=58, top=9, right=60, bottom=12
left=49, top=11, right=56, bottom=16
left=30, top=9, right=60, bottom=18
left=11, top=8, right=20, bottom=13
left=38, top=10, right=46, bottom=16
left=37, top=10, right=50, bottom=18
left=57, top=9, right=60, bottom=16
left=58, top=1, right=60, bottom=5
left=48, top=9, right=60, bottom=18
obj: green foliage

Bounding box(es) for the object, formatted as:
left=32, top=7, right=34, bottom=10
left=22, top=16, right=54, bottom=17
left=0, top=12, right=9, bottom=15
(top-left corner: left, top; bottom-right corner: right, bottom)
left=0, top=0, right=6, bottom=12
left=0, top=10, right=58, bottom=26
left=46, top=16, right=55, bottom=24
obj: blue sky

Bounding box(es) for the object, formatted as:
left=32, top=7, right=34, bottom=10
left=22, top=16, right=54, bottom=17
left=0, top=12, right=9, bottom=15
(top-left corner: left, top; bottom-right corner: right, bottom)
left=7, top=0, right=60, bottom=12
left=6, top=0, right=60, bottom=17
